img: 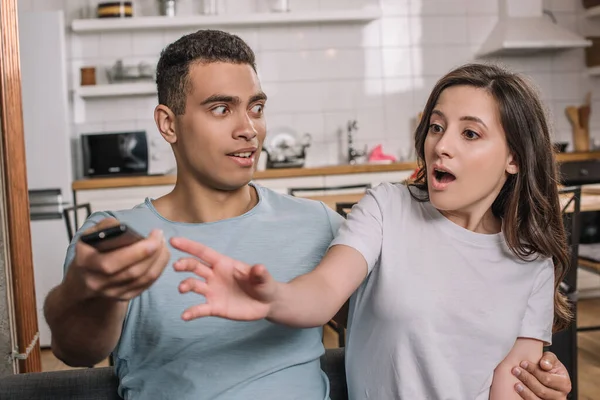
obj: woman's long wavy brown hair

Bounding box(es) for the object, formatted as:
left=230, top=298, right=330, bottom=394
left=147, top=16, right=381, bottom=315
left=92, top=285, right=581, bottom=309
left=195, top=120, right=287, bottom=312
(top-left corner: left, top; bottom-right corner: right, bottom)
left=409, top=63, right=571, bottom=332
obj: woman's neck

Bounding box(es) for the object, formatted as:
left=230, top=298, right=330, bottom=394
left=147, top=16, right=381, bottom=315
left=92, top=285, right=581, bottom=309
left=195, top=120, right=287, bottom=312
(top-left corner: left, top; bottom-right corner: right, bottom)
left=439, top=206, right=502, bottom=234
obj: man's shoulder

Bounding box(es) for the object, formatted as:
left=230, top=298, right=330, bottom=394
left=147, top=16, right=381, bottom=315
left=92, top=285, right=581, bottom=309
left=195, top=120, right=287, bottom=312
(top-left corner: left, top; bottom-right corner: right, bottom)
left=255, top=183, right=345, bottom=234
left=107, top=200, right=153, bottom=219
left=83, top=200, right=162, bottom=234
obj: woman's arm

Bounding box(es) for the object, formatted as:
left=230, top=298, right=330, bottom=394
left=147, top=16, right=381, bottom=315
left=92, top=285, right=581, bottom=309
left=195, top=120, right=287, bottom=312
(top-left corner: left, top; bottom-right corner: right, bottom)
left=171, top=186, right=387, bottom=326
left=169, top=238, right=368, bottom=327
left=268, top=244, right=367, bottom=327
left=490, top=338, right=544, bottom=399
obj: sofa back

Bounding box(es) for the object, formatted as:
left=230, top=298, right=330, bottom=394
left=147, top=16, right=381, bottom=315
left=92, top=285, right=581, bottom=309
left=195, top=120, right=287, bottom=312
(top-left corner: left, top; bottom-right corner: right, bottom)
left=0, top=348, right=348, bottom=400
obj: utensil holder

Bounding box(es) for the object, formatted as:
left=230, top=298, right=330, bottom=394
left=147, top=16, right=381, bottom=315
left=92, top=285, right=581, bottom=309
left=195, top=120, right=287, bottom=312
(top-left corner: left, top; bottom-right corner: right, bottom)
left=573, top=128, right=590, bottom=152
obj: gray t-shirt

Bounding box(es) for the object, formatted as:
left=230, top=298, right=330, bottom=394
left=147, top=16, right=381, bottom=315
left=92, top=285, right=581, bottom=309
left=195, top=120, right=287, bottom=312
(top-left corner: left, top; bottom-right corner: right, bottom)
left=330, top=183, right=554, bottom=400
left=64, top=183, right=345, bottom=400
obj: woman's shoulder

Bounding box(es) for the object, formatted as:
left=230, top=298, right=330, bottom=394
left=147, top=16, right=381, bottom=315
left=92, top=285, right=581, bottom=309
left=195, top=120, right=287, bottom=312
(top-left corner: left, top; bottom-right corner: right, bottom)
left=368, top=182, right=420, bottom=201
left=364, top=182, right=427, bottom=212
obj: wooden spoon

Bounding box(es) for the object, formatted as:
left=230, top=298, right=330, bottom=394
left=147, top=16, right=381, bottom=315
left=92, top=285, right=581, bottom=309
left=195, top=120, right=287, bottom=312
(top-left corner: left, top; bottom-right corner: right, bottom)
left=567, top=105, right=590, bottom=152
left=566, top=106, right=581, bottom=129
left=579, top=92, right=591, bottom=133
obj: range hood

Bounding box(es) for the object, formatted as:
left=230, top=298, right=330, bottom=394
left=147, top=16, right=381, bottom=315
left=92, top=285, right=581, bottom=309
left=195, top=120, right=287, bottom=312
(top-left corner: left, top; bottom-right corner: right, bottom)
left=476, top=0, right=591, bottom=57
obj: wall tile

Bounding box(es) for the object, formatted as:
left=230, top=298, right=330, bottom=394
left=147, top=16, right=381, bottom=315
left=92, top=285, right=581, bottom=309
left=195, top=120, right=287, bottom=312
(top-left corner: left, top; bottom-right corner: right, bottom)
left=409, top=0, right=467, bottom=16
left=382, top=47, right=412, bottom=77
left=99, top=32, right=134, bottom=60
left=381, top=16, right=411, bottom=47
left=132, top=31, right=166, bottom=57
left=465, top=0, right=497, bottom=15
left=380, top=0, right=410, bottom=16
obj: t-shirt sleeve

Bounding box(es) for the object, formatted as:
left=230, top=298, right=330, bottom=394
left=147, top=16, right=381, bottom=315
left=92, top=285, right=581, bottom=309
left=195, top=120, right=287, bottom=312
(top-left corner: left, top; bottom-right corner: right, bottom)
left=328, top=186, right=384, bottom=274
left=518, top=259, right=555, bottom=345
left=63, top=211, right=115, bottom=276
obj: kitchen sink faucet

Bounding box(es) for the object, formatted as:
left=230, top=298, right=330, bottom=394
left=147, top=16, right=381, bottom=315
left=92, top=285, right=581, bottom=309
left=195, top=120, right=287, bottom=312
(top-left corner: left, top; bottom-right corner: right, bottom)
left=347, top=119, right=366, bottom=164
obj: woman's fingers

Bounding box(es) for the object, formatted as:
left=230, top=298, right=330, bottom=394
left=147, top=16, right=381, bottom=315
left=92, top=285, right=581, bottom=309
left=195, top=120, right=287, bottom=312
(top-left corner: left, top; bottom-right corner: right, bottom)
left=170, top=237, right=230, bottom=266
left=178, top=277, right=208, bottom=295
left=181, top=304, right=213, bottom=321
left=174, top=258, right=214, bottom=279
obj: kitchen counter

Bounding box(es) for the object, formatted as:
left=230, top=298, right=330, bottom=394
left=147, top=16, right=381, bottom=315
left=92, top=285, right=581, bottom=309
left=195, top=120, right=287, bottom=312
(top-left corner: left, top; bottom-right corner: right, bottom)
left=71, top=161, right=419, bottom=191
left=71, top=151, right=600, bottom=191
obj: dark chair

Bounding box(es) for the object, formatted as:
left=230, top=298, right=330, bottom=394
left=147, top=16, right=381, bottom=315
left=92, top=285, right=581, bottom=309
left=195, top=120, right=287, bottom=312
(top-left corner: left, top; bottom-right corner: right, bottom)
left=62, top=203, right=91, bottom=242
left=322, top=201, right=360, bottom=348
left=549, top=186, right=582, bottom=400
left=335, top=202, right=356, bottom=218
left=288, top=186, right=369, bottom=348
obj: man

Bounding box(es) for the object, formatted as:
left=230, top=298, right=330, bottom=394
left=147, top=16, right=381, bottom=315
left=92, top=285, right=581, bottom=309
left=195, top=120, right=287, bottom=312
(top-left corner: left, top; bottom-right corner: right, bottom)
left=44, top=29, right=572, bottom=400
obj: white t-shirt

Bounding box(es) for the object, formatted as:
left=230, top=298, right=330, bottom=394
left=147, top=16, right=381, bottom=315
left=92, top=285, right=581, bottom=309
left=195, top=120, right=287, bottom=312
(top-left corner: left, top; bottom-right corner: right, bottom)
left=330, top=183, right=554, bottom=400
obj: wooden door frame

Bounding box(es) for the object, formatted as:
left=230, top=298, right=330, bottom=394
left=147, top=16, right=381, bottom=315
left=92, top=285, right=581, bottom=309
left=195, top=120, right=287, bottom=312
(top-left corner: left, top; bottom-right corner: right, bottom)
left=0, top=0, right=41, bottom=372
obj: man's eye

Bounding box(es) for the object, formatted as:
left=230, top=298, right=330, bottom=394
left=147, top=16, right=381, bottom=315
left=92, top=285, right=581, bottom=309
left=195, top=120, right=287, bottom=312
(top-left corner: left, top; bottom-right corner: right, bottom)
left=212, top=106, right=228, bottom=115
left=251, top=104, right=264, bottom=114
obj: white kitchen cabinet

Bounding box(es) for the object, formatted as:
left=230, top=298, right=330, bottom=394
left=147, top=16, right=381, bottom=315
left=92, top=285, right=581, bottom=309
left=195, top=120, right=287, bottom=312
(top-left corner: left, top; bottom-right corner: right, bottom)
left=253, top=176, right=326, bottom=194
left=324, top=170, right=413, bottom=189
left=72, top=171, right=410, bottom=217
left=74, top=185, right=174, bottom=220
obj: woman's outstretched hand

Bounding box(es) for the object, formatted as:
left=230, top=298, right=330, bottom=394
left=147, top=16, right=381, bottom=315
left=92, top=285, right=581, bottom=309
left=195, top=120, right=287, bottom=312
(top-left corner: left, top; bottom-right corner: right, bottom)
left=170, top=237, right=277, bottom=322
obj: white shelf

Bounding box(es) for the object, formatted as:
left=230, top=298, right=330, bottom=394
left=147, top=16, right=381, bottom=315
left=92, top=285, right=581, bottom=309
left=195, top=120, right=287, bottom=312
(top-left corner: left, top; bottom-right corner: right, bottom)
left=76, top=82, right=156, bottom=98
left=585, top=6, right=600, bottom=18
left=71, top=8, right=381, bottom=33
left=588, top=66, right=600, bottom=76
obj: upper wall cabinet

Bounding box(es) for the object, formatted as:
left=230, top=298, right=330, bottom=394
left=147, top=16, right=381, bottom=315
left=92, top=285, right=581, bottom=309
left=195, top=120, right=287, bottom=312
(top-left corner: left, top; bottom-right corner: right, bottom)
left=71, top=8, right=382, bottom=33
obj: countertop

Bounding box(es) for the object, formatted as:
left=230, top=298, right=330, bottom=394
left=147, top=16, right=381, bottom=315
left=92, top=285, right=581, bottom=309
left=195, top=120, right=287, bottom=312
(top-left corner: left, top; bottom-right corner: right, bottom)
left=71, top=151, right=600, bottom=191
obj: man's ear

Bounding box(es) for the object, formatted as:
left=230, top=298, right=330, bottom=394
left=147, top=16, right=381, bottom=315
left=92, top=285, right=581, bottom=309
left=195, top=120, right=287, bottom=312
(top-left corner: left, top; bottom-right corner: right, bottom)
left=154, top=104, right=177, bottom=144
left=506, top=153, right=519, bottom=175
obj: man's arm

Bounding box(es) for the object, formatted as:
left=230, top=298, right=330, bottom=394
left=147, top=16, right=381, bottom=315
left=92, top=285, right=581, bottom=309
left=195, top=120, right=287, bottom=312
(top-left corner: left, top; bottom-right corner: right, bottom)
left=513, top=352, right=572, bottom=399
left=44, top=218, right=170, bottom=367
left=44, top=273, right=128, bottom=367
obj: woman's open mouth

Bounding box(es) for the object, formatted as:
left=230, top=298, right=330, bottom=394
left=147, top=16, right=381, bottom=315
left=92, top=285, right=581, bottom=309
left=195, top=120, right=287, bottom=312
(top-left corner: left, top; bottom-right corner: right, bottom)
left=431, top=167, right=456, bottom=190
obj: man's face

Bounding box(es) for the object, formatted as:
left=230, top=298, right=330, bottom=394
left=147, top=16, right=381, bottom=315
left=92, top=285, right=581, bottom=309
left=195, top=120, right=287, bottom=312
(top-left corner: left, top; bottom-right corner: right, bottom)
left=167, top=62, right=267, bottom=191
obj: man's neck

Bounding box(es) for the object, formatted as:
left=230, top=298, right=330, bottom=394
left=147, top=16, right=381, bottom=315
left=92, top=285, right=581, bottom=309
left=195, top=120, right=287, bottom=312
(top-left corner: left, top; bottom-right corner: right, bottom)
left=152, top=180, right=258, bottom=224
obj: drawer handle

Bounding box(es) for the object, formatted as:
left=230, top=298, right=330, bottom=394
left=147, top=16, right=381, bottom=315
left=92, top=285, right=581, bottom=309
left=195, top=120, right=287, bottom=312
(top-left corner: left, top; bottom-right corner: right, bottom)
left=580, top=168, right=589, bottom=176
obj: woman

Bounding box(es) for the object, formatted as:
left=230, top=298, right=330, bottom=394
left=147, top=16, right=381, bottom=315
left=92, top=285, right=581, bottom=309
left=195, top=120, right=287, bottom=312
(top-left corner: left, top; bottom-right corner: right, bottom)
left=170, top=63, right=571, bottom=399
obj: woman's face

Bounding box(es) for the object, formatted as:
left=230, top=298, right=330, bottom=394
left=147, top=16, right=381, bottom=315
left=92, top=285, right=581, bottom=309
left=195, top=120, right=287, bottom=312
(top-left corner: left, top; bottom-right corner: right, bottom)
left=424, top=85, right=518, bottom=215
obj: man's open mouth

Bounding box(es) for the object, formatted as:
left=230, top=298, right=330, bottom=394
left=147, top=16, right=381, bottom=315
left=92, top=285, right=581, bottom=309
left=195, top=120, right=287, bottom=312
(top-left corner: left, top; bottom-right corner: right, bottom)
left=229, top=152, right=253, bottom=158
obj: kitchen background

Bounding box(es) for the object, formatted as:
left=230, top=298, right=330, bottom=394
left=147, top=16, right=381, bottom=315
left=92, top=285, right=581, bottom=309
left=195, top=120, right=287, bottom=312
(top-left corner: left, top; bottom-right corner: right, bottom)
left=17, top=0, right=600, bottom=172
left=11, top=1, right=600, bottom=396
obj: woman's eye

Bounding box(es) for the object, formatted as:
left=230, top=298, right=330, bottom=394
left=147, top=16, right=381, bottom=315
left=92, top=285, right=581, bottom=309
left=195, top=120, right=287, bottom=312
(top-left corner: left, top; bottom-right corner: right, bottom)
left=463, top=130, right=480, bottom=140
left=251, top=104, right=264, bottom=114
left=428, top=123, right=443, bottom=134
left=211, top=106, right=229, bottom=116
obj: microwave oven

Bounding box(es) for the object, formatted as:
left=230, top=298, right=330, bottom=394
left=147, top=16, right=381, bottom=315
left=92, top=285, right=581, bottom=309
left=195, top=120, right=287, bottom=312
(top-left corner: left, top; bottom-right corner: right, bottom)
left=81, top=131, right=149, bottom=177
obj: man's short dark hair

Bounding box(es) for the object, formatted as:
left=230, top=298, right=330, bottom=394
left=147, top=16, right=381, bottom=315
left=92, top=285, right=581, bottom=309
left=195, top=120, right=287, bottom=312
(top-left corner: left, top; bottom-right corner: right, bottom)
left=156, top=29, right=257, bottom=115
